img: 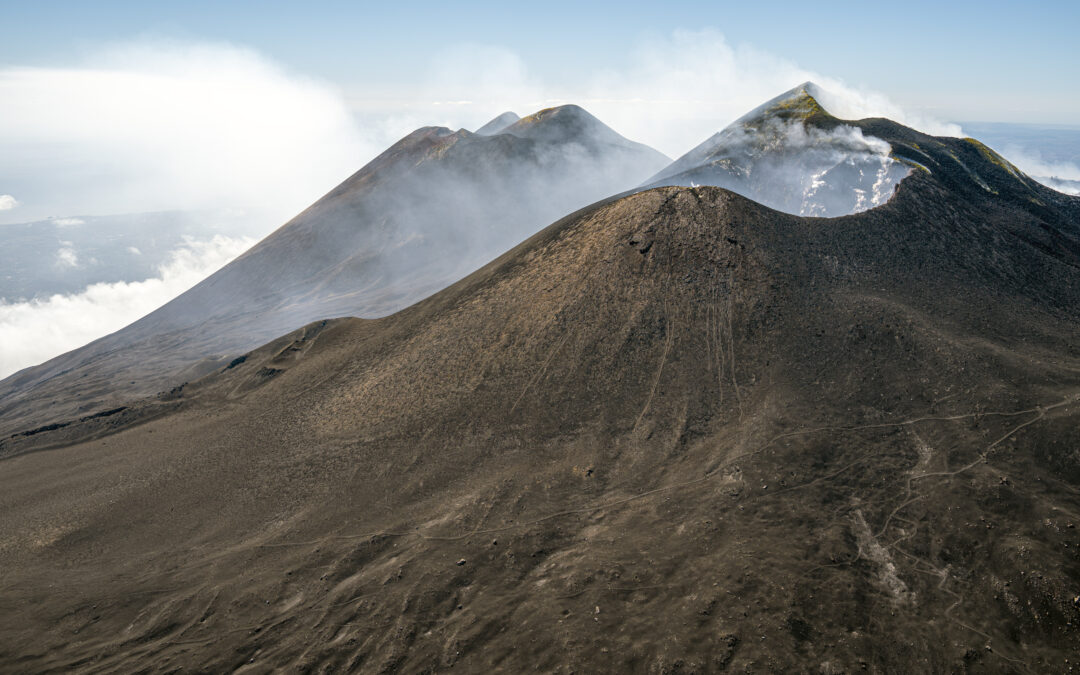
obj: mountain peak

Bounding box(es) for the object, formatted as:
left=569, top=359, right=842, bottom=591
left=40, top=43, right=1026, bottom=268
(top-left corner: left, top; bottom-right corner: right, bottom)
left=515, top=103, right=589, bottom=121
left=643, top=83, right=905, bottom=217
left=733, top=81, right=831, bottom=128
left=501, top=104, right=619, bottom=145
left=474, top=111, right=520, bottom=136
left=499, top=104, right=670, bottom=166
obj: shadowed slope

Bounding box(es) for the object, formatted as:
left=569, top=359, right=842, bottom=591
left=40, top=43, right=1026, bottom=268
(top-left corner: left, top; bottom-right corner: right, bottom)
left=1, top=115, right=1079, bottom=670
left=0, top=107, right=669, bottom=437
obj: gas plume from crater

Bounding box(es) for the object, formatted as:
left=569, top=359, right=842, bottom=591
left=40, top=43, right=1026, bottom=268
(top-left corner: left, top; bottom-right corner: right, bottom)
left=644, top=83, right=911, bottom=217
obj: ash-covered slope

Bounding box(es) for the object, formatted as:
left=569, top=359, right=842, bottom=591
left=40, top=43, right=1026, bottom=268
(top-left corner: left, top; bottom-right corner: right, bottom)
left=645, top=82, right=913, bottom=217
left=474, top=111, right=520, bottom=135
left=2, top=116, right=1079, bottom=671
left=0, top=106, right=669, bottom=436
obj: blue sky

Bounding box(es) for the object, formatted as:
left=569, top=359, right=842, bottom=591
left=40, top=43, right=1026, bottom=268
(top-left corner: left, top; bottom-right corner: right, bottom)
left=4, top=0, right=1078, bottom=124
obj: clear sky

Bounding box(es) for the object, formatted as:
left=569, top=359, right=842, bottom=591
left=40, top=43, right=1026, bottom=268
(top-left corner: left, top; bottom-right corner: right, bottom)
left=3, top=0, right=1078, bottom=124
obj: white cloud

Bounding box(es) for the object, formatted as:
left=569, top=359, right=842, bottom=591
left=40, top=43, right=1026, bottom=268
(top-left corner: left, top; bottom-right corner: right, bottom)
left=127, top=246, right=142, bottom=255
left=425, top=44, right=543, bottom=116
left=0, top=42, right=385, bottom=227
left=1035, top=178, right=1080, bottom=196
left=0, top=195, right=17, bottom=211
left=581, top=31, right=964, bottom=155
left=51, top=217, right=84, bottom=226
left=0, top=33, right=969, bottom=227
left=995, top=144, right=1080, bottom=195
left=390, top=30, right=964, bottom=159
left=55, top=247, right=78, bottom=268
left=0, top=235, right=253, bottom=378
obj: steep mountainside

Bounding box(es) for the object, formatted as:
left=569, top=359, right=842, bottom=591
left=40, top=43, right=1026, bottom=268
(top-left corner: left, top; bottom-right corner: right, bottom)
left=645, top=82, right=912, bottom=217
left=2, top=113, right=1078, bottom=671
left=0, top=107, right=669, bottom=437
left=474, top=111, right=520, bottom=136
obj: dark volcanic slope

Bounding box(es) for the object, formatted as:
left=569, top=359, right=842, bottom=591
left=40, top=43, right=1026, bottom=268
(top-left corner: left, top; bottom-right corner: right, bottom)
left=0, top=106, right=669, bottom=437
left=2, top=119, right=1079, bottom=672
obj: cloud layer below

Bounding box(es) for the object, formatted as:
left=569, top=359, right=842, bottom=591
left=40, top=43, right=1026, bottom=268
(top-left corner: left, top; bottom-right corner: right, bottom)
left=1002, top=147, right=1080, bottom=195
left=0, top=235, right=253, bottom=378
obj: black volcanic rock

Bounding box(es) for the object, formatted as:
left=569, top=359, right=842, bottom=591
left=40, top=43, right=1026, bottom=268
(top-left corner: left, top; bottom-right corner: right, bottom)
left=645, top=82, right=912, bottom=217
left=0, top=107, right=670, bottom=436
left=1, top=107, right=1079, bottom=671
left=474, top=110, right=520, bottom=135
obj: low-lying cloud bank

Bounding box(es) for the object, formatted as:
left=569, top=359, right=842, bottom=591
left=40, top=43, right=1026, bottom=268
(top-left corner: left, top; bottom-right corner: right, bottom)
left=1002, top=147, right=1080, bottom=195
left=0, top=235, right=253, bottom=378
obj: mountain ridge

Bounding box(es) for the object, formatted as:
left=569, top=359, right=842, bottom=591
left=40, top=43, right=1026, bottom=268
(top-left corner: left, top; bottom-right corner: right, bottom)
left=642, top=81, right=1080, bottom=224
left=0, top=105, right=670, bottom=437
left=2, top=130, right=1079, bottom=667
left=3, top=81, right=1080, bottom=671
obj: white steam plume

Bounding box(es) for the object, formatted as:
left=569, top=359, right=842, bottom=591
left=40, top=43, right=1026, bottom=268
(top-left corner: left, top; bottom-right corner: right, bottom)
left=582, top=30, right=963, bottom=156
left=1, top=33, right=968, bottom=227
left=648, top=115, right=910, bottom=217
left=401, top=29, right=964, bottom=160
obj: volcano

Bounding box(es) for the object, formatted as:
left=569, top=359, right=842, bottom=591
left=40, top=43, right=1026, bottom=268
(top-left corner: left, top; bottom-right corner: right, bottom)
left=645, top=82, right=912, bottom=217
left=0, top=105, right=669, bottom=438
left=2, top=84, right=1079, bottom=671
